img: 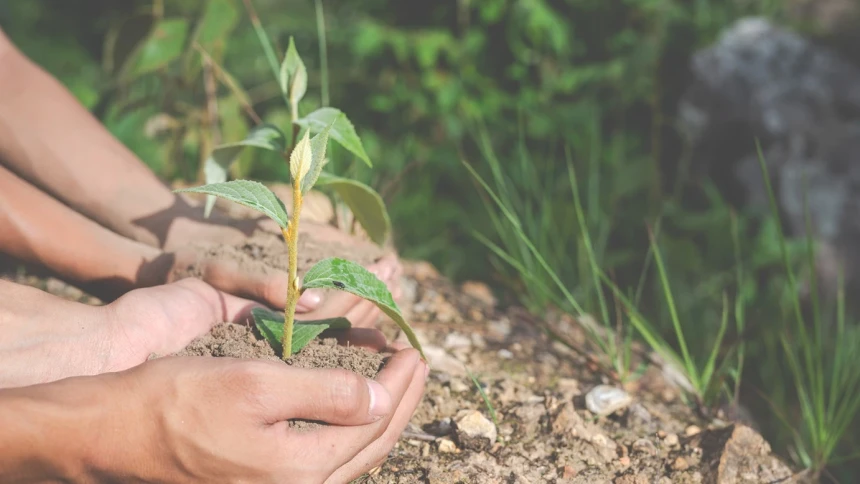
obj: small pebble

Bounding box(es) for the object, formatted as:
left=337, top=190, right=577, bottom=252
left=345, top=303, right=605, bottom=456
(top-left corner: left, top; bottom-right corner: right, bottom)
left=585, top=385, right=633, bottom=416
left=443, top=333, right=472, bottom=350
left=497, top=349, right=514, bottom=359
left=454, top=409, right=497, bottom=451
left=672, top=456, right=689, bottom=471
left=685, top=425, right=701, bottom=436
left=437, top=438, right=458, bottom=453
left=663, top=433, right=680, bottom=447
left=632, top=438, right=657, bottom=455
left=619, top=456, right=631, bottom=467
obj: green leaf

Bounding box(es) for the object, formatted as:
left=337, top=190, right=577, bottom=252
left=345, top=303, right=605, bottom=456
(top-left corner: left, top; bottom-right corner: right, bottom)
left=315, top=172, right=391, bottom=245
left=303, top=258, right=426, bottom=360
left=202, top=123, right=286, bottom=217
left=125, top=18, right=189, bottom=79
left=197, top=0, right=239, bottom=46
left=300, top=119, right=336, bottom=194
left=280, top=37, right=308, bottom=110
left=296, top=108, right=371, bottom=166
left=252, top=307, right=351, bottom=355
left=175, top=180, right=289, bottom=229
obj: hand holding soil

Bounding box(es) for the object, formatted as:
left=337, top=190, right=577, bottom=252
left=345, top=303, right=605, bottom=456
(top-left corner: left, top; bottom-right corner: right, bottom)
left=0, top=347, right=427, bottom=482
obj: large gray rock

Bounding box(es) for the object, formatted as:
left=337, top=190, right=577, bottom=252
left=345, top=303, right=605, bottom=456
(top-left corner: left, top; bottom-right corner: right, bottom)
left=679, top=17, right=860, bottom=293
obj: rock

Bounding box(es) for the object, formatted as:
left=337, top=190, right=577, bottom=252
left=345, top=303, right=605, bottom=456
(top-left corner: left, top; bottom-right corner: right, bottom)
left=461, top=280, right=497, bottom=307
left=425, top=418, right=454, bottom=437
left=443, top=332, right=472, bottom=350
left=420, top=345, right=466, bottom=377
left=679, top=17, right=860, bottom=295
left=437, top=438, right=459, bottom=454
left=686, top=425, right=702, bottom=437
left=497, top=349, right=514, bottom=359
left=585, top=385, right=634, bottom=416
left=688, top=424, right=793, bottom=484
left=672, top=456, right=690, bottom=471
left=663, top=433, right=680, bottom=448
left=454, top=409, right=497, bottom=451
left=631, top=438, right=657, bottom=455
left=627, top=403, right=652, bottom=425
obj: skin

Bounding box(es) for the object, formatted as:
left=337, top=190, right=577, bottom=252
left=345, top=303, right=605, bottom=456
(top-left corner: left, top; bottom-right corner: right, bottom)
left=0, top=25, right=424, bottom=482
left=0, top=276, right=427, bottom=482
left=0, top=25, right=402, bottom=329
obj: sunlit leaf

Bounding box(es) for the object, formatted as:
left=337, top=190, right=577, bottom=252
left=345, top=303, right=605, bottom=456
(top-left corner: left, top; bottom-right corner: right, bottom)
left=296, top=107, right=371, bottom=166
left=315, top=172, right=391, bottom=245
left=197, top=0, right=239, bottom=47
left=202, top=124, right=286, bottom=216
left=303, top=258, right=425, bottom=359
left=175, top=180, right=289, bottom=228
left=252, top=307, right=351, bottom=355
left=289, top=130, right=312, bottom=184
left=125, top=18, right=189, bottom=79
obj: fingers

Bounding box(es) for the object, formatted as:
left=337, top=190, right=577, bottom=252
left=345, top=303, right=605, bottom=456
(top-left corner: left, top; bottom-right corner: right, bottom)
left=291, top=349, right=422, bottom=470
left=256, top=365, right=392, bottom=428
left=327, top=357, right=427, bottom=483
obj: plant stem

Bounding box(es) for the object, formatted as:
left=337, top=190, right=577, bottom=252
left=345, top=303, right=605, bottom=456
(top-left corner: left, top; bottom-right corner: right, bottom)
left=282, top=183, right=304, bottom=359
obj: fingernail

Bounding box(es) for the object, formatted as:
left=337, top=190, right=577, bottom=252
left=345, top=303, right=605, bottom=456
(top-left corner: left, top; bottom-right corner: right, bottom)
left=367, top=379, right=392, bottom=418
left=298, top=289, right=323, bottom=309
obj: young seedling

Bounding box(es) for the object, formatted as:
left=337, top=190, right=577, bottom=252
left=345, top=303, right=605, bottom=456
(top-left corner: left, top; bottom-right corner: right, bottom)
left=176, top=21, right=423, bottom=360
left=175, top=128, right=424, bottom=360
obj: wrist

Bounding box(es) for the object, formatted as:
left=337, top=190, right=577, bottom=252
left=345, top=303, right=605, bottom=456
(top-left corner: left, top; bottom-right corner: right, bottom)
left=0, top=378, right=100, bottom=482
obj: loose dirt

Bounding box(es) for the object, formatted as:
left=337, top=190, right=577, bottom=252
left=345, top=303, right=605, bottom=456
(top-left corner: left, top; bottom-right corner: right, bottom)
left=0, top=205, right=804, bottom=482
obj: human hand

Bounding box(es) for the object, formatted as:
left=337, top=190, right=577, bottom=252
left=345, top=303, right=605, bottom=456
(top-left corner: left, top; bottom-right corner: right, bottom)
left=0, top=277, right=403, bottom=390
left=161, top=216, right=404, bottom=329
left=0, top=348, right=427, bottom=483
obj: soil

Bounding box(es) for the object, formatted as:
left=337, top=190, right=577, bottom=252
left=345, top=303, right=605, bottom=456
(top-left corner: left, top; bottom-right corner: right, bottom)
left=0, top=215, right=806, bottom=482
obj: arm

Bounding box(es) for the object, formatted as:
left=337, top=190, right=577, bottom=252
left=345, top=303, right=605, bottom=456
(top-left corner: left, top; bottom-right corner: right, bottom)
left=0, top=26, right=243, bottom=249
left=0, top=163, right=169, bottom=299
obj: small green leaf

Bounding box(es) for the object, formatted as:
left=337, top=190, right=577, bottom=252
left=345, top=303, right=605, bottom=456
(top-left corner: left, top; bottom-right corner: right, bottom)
left=202, top=124, right=286, bottom=217
left=125, top=18, right=189, bottom=79
left=300, top=119, right=336, bottom=194
left=296, top=108, right=371, bottom=166
left=303, top=258, right=426, bottom=360
left=196, top=0, right=239, bottom=47
left=280, top=37, right=308, bottom=110
left=252, top=307, right=351, bottom=355
left=175, top=180, right=289, bottom=229
left=315, top=172, right=391, bottom=245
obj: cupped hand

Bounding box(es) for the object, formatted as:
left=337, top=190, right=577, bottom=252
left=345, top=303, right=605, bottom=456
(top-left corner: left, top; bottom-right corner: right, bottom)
left=161, top=215, right=404, bottom=329
left=72, top=348, right=427, bottom=482
left=0, top=277, right=399, bottom=389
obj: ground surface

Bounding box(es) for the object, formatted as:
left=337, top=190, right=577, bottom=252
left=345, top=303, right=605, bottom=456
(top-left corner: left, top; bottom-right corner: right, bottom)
left=0, top=203, right=803, bottom=483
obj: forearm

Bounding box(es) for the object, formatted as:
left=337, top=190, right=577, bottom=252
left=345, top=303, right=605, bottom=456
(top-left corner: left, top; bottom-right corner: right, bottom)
left=0, top=28, right=213, bottom=248
left=0, top=380, right=93, bottom=482
left=0, top=163, right=170, bottom=299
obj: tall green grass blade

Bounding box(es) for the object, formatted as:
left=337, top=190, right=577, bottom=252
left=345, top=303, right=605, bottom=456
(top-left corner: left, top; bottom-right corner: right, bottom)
left=314, top=0, right=329, bottom=106
left=647, top=227, right=698, bottom=391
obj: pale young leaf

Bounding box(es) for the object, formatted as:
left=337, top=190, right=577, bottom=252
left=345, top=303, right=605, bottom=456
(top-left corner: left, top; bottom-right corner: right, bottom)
left=289, top=130, right=312, bottom=184
left=303, top=258, right=426, bottom=360
left=280, top=36, right=307, bottom=108
left=175, top=180, right=289, bottom=229
left=300, top=118, right=336, bottom=194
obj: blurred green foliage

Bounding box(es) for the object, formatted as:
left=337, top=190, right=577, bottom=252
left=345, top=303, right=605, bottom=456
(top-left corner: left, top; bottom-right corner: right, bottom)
left=3, top=0, right=858, bottom=476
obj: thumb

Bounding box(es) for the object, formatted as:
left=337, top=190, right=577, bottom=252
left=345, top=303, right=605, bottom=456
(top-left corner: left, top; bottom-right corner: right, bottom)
left=255, top=365, right=393, bottom=426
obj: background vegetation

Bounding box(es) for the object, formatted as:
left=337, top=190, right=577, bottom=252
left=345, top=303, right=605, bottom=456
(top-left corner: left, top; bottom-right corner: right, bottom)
left=2, top=0, right=858, bottom=480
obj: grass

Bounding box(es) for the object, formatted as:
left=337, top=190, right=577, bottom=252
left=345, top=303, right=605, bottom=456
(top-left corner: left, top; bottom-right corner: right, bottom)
left=463, top=119, right=638, bottom=383
left=753, top=142, right=860, bottom=477
left=465, top=123, right=860, bottom=477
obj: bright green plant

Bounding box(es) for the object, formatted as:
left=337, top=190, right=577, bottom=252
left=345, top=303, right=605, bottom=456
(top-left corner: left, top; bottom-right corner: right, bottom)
left=175, top=16, right=421, bottom=360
